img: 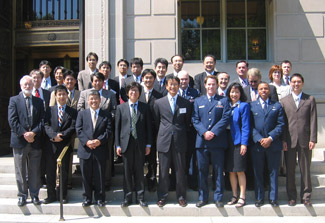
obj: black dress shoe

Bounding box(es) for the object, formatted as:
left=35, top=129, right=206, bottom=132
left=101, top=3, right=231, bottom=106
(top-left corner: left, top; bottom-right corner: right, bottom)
left=288, top=200, right=296, bottom=206
left=17, top=197, right=26, bottom=207
left=121, top=200, right=131, bottom=207
left=137, top=200, right=148, bottom=207
left=196, top=200, right=208, bottom=208
left=157, top=199, right=166, bottom=207
left=178, top=199, right=187, bottom=207
left=255, top=200, right=264, bottom=207
left=32, top=196, right=41, bottom=205
left=114, top=157, right=123, bottom=164
left=269, top=200, right=279, bottom=207
left=43, top=197, right=56, bottom=204
left=82, top=200, right=92, bottom=207
left=97, top=200, right=105, bottom=207
left=215, top=201, right=224, bottom=207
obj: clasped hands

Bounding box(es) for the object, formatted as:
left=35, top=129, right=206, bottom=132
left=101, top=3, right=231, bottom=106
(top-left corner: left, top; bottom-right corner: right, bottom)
left=86, top=139, right=101, bottom=150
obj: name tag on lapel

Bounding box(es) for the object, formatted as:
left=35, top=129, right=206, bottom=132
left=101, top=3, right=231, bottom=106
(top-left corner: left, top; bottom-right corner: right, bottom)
left=272, top=107, right=276, bottom=110
left=199, top=105, right=205, bottom=109
left=180, top=108, right=187, bottom=114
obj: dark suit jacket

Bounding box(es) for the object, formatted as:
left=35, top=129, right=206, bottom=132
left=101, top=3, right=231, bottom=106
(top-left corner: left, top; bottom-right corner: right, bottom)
left=42, top=88, right=51, bottom=110
left=8, top=92, right=44, bottom=149
left=113, top=75, right=131, bottom=103
left=153, top=79, right=168, bottom=96
left=153, top=95, right=192, bottom=153
left=194, top=71, right=218, bottom=96
left=192, top=95, right=231, bottom=149
left=280, top=93, right=317, bottom=148
left=115, top=101, right=152, bottom=153
left=181, top=87, right=200, bottom=104
left=44, top=105, right=77, bottom=153
left=166, top=73, right=194, bottom=88
left=250, top=100, right=285, bottom=151
left=49, top=89, right=81, bottom=110
left=76, top=108, right=112, bottom=162
left=243, top=85, right=278, bottom=103
left=139, top=87, right=163, bottom=134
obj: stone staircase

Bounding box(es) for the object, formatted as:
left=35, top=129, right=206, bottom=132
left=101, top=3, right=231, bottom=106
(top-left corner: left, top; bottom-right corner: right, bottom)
left=0, top=154, right=325, bottom=217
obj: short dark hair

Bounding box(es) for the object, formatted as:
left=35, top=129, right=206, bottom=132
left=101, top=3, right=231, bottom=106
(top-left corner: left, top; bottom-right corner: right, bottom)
left=154, top=58, right=168, bottom=69
left=63, top=69, right=76, bottom=80
left=171, top=54, right=184, bottom=63
left=130, top=57, right=143, bottom=67
left=257, top=81, right=270, bottom=89
left=291, top=73, right=304, bottom=83
left=54, top=85, right=68, bottom=95
left=141, top=69, right=156, bottom=79
left=39, top=60, right=51, bottom=68
left=91, top=72, right=105, bottom=82
left=29, top=69, right=44, bottom=78
left=236, top=60, right=249, bottom=68
left=203, top=54, right=216, bottom=62
left=88, top=89, right=100, bottom=97
left=54, top=66, right=64, bottom=74
left=226, top=82, right=247, bottom=102
left=281, top=60, right=292, bottom=67
left=165, top=75, right=180, bottom=85
left=86, top=52, right=98, bottom=62
left=99, top=61, right=112, bottom=70
left=126, top=82, right=142, bottom=96
left=117, top=59, right=129, bottom=68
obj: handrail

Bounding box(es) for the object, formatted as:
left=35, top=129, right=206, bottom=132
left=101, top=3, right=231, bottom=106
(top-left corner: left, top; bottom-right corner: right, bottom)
left=56, top=145, right=70, bottom=221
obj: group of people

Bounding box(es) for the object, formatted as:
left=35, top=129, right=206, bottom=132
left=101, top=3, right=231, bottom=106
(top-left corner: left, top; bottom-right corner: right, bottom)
left=8, top=52, right=317, bottom=210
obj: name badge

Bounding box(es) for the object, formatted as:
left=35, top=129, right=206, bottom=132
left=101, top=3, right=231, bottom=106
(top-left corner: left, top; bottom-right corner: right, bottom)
left=272, top=107, right=276, bottom=110
left=180, top=108, right=187, bottom=114
left=199, top=105, right=205, bottom=109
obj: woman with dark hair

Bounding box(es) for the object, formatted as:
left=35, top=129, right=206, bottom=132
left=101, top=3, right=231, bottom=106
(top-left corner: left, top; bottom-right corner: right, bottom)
left=225, top=82, right=250, bottom=208
left=268, top=65, right=291, bottom=100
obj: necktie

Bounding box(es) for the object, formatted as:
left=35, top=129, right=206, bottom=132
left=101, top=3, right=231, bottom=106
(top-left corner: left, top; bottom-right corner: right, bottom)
left=35, top=89, right=40, bottom=98
left=119, top=78, right=125, bottom=104
left=25, top=97, right=32, bottom=129
left=103, top=80, right=107, bottom=90
left=263, top=101, right=267, bottom=113
left=242, top=80, right=247, bottom=88
left=44, top=79, right=48, bottom=90
left=92, top=110, right=97, bottom=129
left=182, top=90, right=186, bottom=98
left=209, top=97, right=211, bottom=103
left=170, top=97, right=175, bottom=114
left=145, top=91, right=149, bottom=103
left=68, top=90, right=72, bottom=103
left=131, top=104, right=137, bottom=139
left=58, top=106, right=63, bottom=127
left=286, top=77, right=289, bottom=85
left=252, top=89, right=257, bottom=101
left=160, top=80, right=164, bottom=87
left=295, top=97, right=299, bottom=108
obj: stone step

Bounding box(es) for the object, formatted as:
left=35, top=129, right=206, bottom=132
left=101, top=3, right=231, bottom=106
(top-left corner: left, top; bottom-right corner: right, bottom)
left=0, top=198, right=324, bottom=216
left=0, top=184, right=324, bottom=201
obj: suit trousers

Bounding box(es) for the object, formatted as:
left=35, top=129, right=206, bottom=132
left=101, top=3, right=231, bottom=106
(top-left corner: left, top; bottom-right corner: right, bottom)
left=80, top=154, right=106, bottom=202
left=45, top=146, right=71, bottom=199
left=186, top=128, right=198, bottom=188
left=197, top=147, right=225, bottom=202
left=158, top=139, right=187, bottom=201
left=286, top=145, right=312, bottom=201
left=13, top=144, right=42, bottom=199
left=251, top=148, right=281, bottom=201
left=105, top=134, right=114, bottom=187
left=122, top=136, right=145, bottom=202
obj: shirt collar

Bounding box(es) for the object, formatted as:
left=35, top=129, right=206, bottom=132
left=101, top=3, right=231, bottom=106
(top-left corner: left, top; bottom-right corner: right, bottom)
left=128, top=100, right=138, bottom=107
left=90, top=108, right=100, bottom=115
left=167, top=93, right=178, bottom=101
left=57, top=104, right=66, bottom=110
left=205, top=70, right=215, bottom=76
left=259, top=97, right=269, bottom=105
left=292, top=91, right=302, bottom=100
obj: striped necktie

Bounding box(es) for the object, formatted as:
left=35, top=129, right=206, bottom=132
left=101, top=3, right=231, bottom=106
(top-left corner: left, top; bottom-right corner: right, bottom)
left=58, top=106, right=63, bottom=127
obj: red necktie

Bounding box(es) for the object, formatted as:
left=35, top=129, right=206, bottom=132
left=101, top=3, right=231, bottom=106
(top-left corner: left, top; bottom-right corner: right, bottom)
left=35, top=89, right=40, bottom=98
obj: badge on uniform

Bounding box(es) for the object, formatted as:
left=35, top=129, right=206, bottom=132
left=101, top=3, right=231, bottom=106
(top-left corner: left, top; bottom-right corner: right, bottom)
left=180, top=108, right=187, bottom=114
left=199, top=105, right=205, bottom=109
left=216, top=101, right=224, bottom=108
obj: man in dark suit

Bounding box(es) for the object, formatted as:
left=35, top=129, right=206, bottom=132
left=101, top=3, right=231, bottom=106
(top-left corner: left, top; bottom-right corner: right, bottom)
left=43, top=85, right=77, bottom=204
left=138, top=69, right=163, bottom=192
left=30, top=69, right=51, bottom=188
left=77, top=52, right=99, bottom=91
left=113, top=59, right=131, bottom=104
left=250, top=82, right=285, bottom=207
left=217, top=72, right=230, bottom=96
left=281, top=60, right=292, bottom=86
left=281, top=73, right=317, bottom=207
left=49, top=66, right=65, bottom=92
left=243, top=68, right=278, bottom=103
left=115, top=82, right=152, bottom=207
left=8, top=75, right=44, bottom=206
left=76, top=90, right=112, bottom=207
left=165, top=55, right=194, bottom=88
left=178, top=70, right=200, bottom=191
left=229, top=61, right=249, bottom=88
left=154, top=76, right=192, bottom=207
left=192, top=75, right=231, bottom=208
left=153, top=58, right=169, bottom=96
left=99, top=61, right=119, bottom=98
left=194, top=54, right=218, bottom=95
left=39, top=60, right=57, bottom=90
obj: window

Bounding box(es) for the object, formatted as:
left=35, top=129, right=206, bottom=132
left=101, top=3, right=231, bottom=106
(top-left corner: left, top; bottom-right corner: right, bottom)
left=180, top=0, right=267, bottom=61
